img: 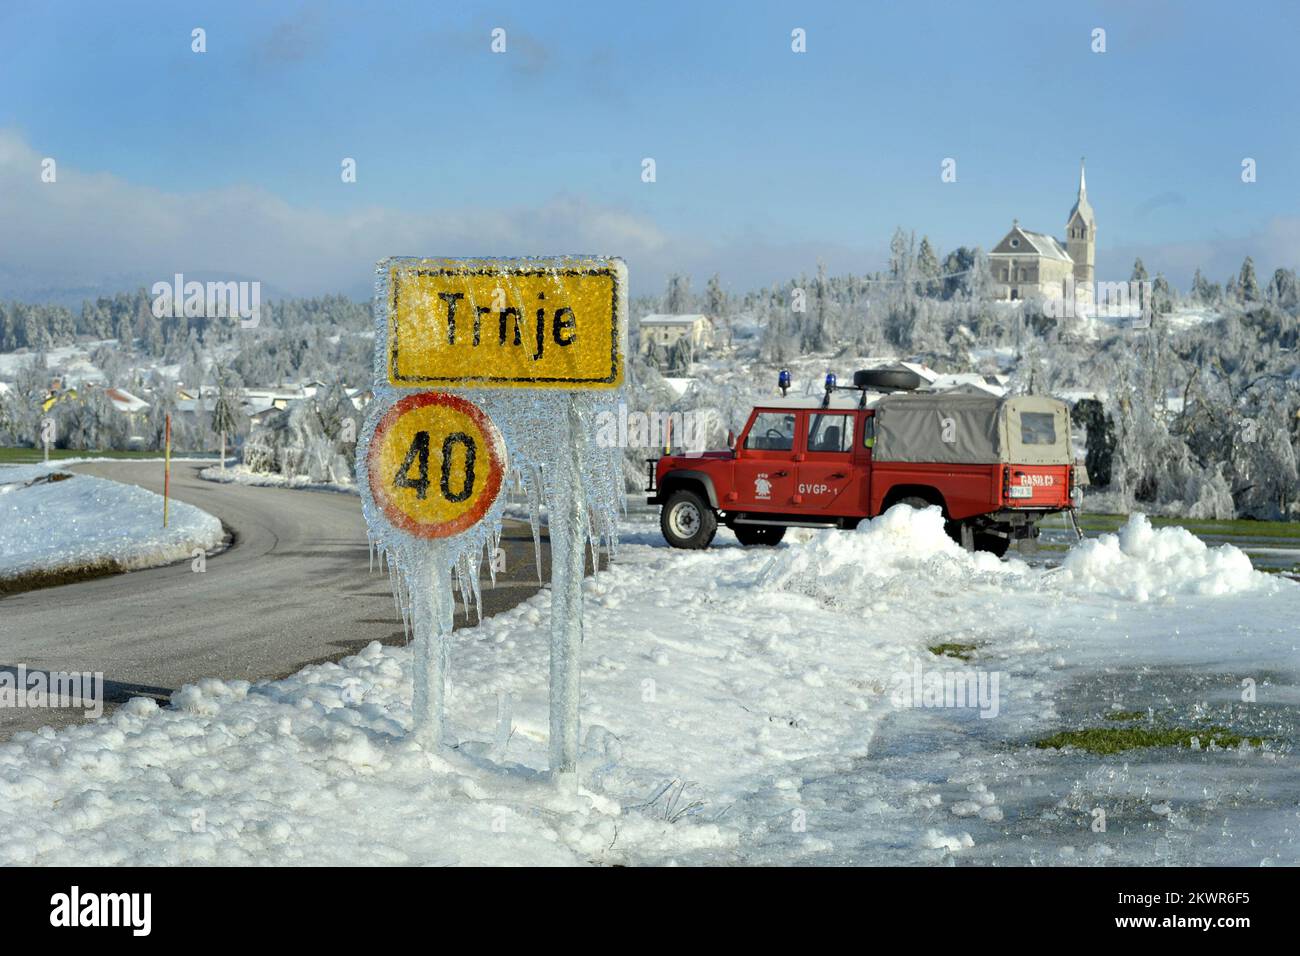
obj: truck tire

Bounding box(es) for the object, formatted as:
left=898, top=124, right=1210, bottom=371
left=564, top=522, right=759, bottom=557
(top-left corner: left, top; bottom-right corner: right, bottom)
left=973, top=532, right=1010, bottom=558
left=894, top=495, right=936, bottom=512
left=661, top=489, right=717, bottom=549
left=732, top=523, right=787, bottom=546
left=853, top=368, right=924, bottom=392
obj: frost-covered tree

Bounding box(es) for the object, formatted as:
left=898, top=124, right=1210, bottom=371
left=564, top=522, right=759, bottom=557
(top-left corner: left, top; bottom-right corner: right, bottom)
left=664, top=274, right=692, bottom=314
left=1239, top=256, right=1261, bottom=303
left=210, top=372, right=243, bottom=469
left=916, top=236, right=942, bottom=297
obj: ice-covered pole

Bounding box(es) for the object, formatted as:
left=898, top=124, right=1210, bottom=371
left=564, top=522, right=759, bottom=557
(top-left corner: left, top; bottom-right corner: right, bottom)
left=548, top=396, right=588, bottom=786
left=410, top=549, right=453, bottom=747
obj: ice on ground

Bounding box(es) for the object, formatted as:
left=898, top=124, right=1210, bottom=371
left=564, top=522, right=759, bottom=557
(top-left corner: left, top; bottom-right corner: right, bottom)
left=0, top=503, right=1294, bottom=865
left=0, top=465, right=223, bottom=579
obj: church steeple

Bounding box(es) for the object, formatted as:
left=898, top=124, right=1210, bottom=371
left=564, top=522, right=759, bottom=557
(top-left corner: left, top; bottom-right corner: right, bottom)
left=1066, top=157, right=1095, bottom=286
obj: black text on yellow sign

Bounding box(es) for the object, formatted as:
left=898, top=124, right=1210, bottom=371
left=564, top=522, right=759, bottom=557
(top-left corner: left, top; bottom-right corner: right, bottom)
left=385, top=257, right=625, bottom=389
left=366, top=392, right=506, bottom=539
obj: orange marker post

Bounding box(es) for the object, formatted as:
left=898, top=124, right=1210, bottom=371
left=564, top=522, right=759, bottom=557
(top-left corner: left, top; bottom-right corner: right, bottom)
left=163, top=413, right=171, bottom=528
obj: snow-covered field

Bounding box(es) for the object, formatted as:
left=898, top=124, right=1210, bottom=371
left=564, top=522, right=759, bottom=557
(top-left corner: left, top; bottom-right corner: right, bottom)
left=0, top=464, right=224, bottom=582
left=1, top=505, right=1295, bottom=866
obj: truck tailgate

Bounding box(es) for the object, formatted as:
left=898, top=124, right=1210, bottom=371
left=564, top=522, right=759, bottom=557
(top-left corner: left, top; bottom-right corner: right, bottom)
left=1003, top=464, right=1072, bottom=508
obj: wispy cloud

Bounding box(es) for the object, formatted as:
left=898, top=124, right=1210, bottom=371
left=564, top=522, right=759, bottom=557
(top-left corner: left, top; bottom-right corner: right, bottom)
left=0, top=128, right=815, bottom=301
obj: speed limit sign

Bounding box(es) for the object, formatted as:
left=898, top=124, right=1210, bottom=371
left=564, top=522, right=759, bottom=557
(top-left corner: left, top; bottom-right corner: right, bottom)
left=365, top=391, right=506, bottom=539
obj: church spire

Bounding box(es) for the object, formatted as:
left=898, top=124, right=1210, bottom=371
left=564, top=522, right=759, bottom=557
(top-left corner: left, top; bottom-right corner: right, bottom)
left=1069, top=157, right=1094, bottom=227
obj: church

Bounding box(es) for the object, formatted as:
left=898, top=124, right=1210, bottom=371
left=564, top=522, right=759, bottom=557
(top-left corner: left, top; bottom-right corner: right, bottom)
left=989, top=161, right=1095, bottom=303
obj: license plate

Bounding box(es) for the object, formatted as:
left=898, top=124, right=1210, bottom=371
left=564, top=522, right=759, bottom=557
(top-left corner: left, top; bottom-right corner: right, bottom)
left=1008, top=486, right=1033, bottom=499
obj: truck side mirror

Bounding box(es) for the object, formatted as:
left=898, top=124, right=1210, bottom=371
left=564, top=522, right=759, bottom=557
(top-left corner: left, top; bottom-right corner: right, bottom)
left=727, top=429, right=736, bottom=449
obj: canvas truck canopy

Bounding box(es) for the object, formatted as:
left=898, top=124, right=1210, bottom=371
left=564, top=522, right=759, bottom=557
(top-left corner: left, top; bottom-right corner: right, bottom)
left=998, top=395, right=1072, bottom=465
left=872, top=393, right=1071, bottom=465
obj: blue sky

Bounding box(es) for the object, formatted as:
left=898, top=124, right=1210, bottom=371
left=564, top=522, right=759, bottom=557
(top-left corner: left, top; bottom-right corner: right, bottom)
left=1, top=0, right=1297, bottom=299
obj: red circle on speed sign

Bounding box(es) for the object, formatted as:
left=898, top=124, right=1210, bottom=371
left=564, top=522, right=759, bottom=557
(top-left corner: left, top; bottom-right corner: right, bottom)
left=367, top=391, right=506, bottom=539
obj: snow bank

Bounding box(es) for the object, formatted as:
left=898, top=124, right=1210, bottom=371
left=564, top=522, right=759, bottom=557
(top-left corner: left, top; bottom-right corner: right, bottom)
left=200, top=463, right=357, bottom=495
left=0, top=500, right=1292, bottom=866
left=760, top=505, right=1271, bottom=607
left=0, top=640, right=734, bottom=866
left=0, top=465, right=223, bottom=580
left=758, top=504, right=1020, bottom=605
left=1057, top=515, right=1266, bottom=601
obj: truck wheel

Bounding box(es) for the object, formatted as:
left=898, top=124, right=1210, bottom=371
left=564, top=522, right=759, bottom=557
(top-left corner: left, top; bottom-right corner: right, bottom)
left=661, top=489, right=717, bottom=549
left=894, top=495, right=935, bottom=511
left=973, top=532, right=1010, bottom=557
left=733, top=524, right=787, bottom=546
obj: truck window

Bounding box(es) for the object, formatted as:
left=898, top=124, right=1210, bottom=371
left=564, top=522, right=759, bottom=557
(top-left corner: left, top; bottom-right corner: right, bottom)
left=744, top=412, right=796, bottom=451
left=1020, top=412, right=1057, bottom=445
left=807, top=413, right=853, bottom=453
left=863, top=415, right=876, bottom=448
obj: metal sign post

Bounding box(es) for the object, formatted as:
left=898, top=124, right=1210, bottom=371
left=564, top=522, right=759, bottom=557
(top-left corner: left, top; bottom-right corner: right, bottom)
left=358, top=256, right=626, bottom=783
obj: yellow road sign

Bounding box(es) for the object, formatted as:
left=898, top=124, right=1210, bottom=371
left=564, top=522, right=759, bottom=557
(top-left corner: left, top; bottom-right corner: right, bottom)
left=366, top=392, right=506, bottom=539
left=383, top=257, right=626, bottom=389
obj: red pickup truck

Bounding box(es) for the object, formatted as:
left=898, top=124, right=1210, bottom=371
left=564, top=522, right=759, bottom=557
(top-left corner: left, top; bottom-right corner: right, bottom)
left=647, top=369, right=1084, bottom=555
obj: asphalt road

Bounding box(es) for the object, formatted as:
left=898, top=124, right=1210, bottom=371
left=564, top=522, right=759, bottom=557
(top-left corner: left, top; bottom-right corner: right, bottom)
left=0, top=461, right=552, bottom=739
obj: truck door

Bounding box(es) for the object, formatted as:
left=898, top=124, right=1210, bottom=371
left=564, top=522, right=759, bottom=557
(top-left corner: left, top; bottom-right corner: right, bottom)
left=796, top=410, right=857, bottom=514
left=733, top=409, right=799, bottom=511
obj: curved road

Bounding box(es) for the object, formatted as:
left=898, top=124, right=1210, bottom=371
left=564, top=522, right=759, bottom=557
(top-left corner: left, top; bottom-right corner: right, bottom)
left=0, top=461, right=550, bottom=739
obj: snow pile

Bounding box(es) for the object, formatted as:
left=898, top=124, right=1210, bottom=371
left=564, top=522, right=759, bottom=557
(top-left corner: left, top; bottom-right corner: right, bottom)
left=758, top=504, right=1019, bottom=605
left=1057, top=514, right=1267, bottom=601
left=0, top=497, right=1294, bottom=865
left=0, top=639, right=735, bottom=866
left=200, top=462, right=357, bottom=496
left=0, top=465, right=223, bottom=580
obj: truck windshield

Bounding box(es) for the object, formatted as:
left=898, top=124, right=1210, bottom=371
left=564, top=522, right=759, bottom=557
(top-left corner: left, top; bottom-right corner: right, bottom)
left=744, top=412, right=796, bottom=451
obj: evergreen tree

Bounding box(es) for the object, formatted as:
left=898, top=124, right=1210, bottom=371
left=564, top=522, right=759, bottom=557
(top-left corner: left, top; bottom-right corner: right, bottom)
left=916, top=236, right=942, bottom=297
left=1239, top=256, right=1261, bottom=302
left=210, top=372, right=242, bottom=469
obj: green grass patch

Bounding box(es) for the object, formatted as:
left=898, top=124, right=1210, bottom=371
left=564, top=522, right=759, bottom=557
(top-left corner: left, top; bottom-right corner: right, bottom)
left=1041, top=511, right=1300, bottom=540
left=1034, top=726, right=1263, bottom=754
left=1104, top=710, right=1148, bottom=722
left=928, top=642, right=978, bottom=662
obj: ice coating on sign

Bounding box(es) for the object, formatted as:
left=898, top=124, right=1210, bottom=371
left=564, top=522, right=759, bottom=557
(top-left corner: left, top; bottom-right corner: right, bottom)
left=356, top=256, right=626, bottom=749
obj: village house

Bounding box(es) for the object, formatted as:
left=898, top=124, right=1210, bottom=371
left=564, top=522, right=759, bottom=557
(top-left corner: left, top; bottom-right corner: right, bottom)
left=638, top=314, right=716, bottom=359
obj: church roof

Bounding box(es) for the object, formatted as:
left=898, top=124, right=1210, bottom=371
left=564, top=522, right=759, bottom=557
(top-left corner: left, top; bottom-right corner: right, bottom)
left=990, top=224, right=1071, bottom=261
left=1021, top=230, right=1072, bottom=261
